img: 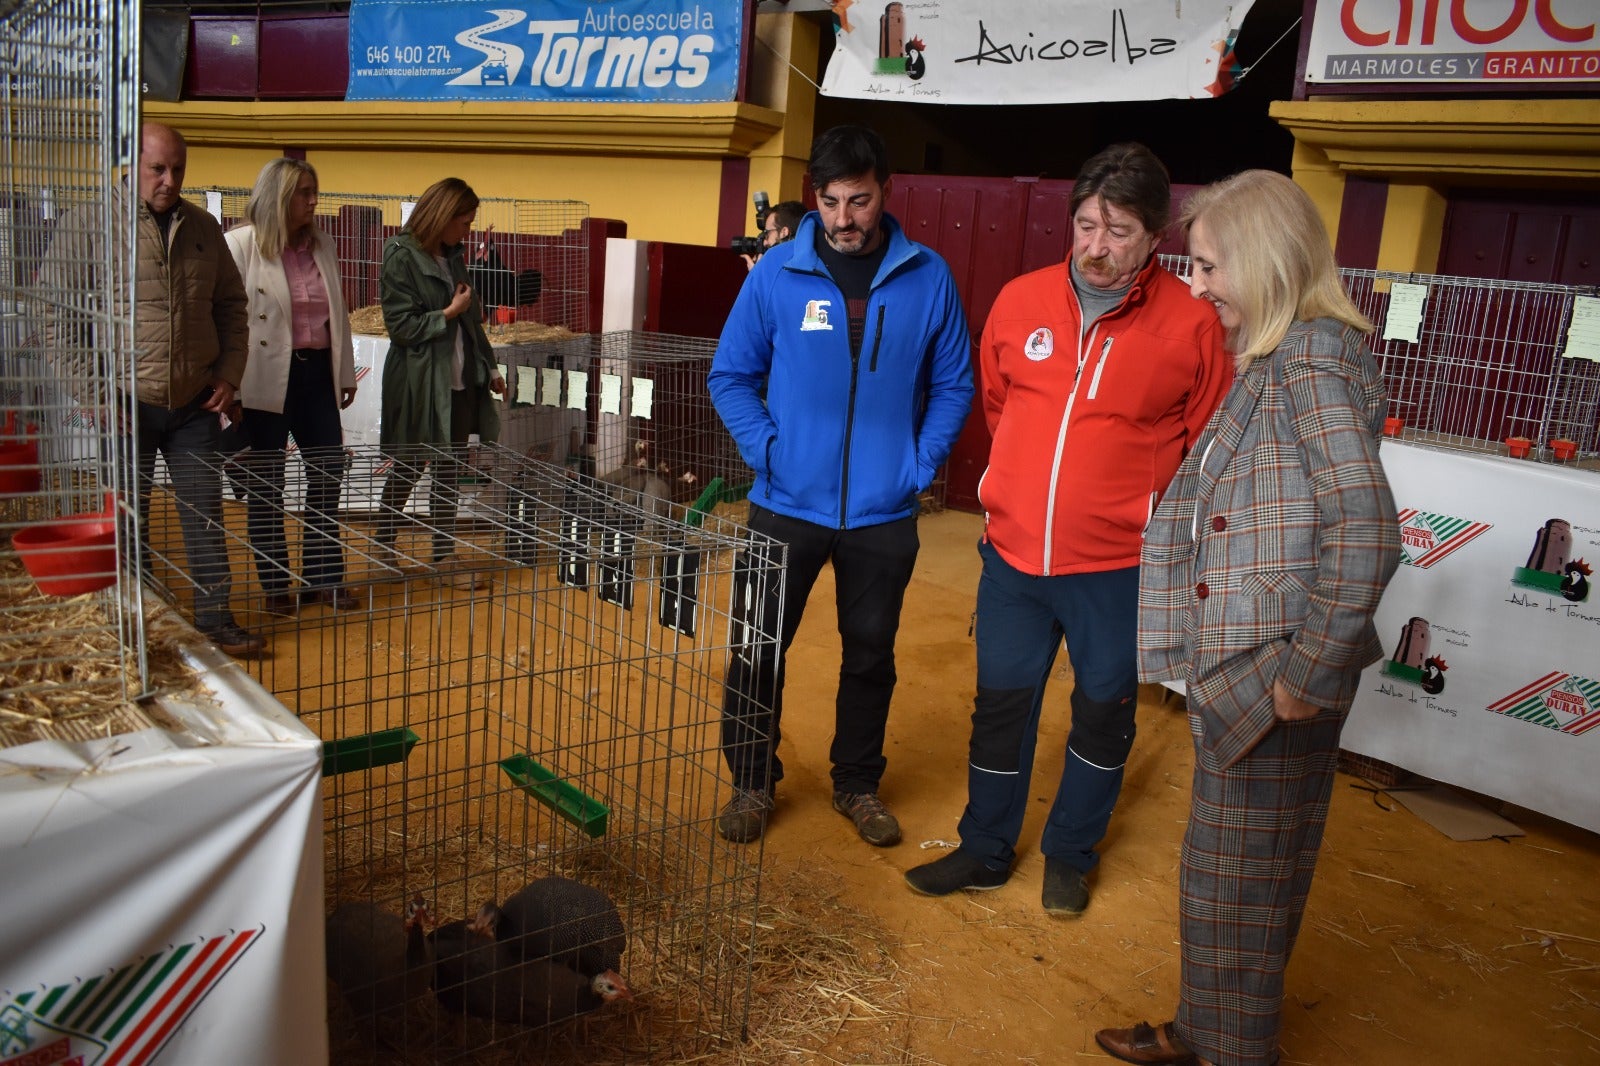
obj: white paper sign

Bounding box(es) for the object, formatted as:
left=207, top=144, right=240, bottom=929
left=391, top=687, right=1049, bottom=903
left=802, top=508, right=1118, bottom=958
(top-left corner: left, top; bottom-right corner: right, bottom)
left=205, top=190, right=223, bottom=223
left=566, top=369, right=588, bottom=411
left=516, top=365, right=540, bottom=405
left=400, top=200, right=416, bottom=226
left=599, top=373, right=623, bottom=415
left=1382, top=282, right=1428, bottom=344
left=540, top=367, right=563, bottom=407
left=821, top=0, right=1256, bottom=106
left=1561, top=296, right=1600, bottom=362
left=631, top=376, right=655, bottom=419
left=494, top=362, right=509, bottom=400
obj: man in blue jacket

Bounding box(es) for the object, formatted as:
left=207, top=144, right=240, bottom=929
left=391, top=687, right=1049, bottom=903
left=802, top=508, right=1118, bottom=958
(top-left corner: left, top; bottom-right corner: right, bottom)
left=709, top=125, right=975, bottom=848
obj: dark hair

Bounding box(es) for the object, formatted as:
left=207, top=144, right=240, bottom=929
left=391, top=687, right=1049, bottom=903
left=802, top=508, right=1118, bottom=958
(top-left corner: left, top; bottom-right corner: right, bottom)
left=1070, top=143, right=1171, bottom=235
left=808, top=125, right=890, bottom=190
left=769, top=200, right=806, bottom=235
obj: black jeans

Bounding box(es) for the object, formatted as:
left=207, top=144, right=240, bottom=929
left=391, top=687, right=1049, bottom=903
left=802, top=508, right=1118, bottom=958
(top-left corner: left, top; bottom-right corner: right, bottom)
left=136, top=388, right=234, bottom=630
left=243, top=349, right=347, bottom=592
left=721, top=503, right=920, bottom=795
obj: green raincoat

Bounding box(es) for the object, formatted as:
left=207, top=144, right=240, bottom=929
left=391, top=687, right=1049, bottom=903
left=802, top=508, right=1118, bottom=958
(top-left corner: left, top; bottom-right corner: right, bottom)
left=378, top=232, right=500, bottom=452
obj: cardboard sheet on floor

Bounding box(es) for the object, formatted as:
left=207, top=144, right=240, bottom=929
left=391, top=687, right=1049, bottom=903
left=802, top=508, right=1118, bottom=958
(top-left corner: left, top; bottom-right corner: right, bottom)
left=1392, top=784, right=1525, bottom=841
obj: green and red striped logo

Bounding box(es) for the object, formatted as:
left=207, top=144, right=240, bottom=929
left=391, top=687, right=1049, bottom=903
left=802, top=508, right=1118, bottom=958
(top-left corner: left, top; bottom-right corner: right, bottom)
left=1396, top=509, right=1493, bottom=569
left=0, top=928, right=260, bottom=1066
left=1487, top=672, right=1600, bottom=736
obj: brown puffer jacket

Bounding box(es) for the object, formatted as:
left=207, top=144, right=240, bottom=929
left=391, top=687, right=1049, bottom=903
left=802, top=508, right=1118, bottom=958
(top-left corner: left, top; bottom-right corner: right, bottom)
left=132, top=192, right=249, bottom=408
left=37, top=184, right=248, bottom=409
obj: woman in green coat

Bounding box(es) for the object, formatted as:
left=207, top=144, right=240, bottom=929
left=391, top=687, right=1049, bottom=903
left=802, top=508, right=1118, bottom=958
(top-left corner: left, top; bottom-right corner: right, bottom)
left=375, top=177, right=506, bottom=566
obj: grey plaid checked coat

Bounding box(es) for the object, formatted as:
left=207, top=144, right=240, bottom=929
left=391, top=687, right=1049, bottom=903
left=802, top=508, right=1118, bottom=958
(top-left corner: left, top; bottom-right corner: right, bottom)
left=1138, top=317, right=1401, bottom=768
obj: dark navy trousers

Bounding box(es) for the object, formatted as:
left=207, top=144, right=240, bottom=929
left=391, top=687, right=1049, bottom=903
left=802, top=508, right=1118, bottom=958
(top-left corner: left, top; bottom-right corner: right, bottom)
left=957, top=538, right=1140, bottom=873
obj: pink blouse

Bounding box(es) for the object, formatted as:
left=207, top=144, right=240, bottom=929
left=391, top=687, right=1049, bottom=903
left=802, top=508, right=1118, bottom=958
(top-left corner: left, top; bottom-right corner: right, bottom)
left=282, top=239, right=333, bottom=350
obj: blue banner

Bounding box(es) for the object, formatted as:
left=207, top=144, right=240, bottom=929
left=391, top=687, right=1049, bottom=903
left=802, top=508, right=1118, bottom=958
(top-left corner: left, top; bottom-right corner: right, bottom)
left=347, top=0, right=744, bottom=103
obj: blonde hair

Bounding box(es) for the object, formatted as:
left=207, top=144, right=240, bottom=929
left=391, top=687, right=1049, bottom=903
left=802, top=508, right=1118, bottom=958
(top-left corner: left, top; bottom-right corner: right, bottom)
left=405, top=177, right=479, bottom=253
left=1180, top=170, right=1371, bottom=368
left=242, top=157, right=317, bottom=259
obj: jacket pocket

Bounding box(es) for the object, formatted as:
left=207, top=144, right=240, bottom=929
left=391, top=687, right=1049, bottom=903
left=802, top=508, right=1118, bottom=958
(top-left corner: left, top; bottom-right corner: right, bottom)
left=1240, top=570, right=1312, bottom=597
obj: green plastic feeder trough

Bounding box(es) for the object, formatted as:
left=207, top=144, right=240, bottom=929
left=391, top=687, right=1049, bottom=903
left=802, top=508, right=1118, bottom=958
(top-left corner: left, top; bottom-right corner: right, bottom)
left=500, top=755, right=609, bottom=837
left=321, top=727, right=419, bottom=777
left=686, top=476, right=752, bottom=528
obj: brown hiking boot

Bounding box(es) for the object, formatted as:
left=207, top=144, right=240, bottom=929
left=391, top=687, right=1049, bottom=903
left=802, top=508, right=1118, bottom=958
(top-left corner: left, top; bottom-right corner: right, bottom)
left=717, top=787, right=773, bottom=843
left=832, top=791, right=901, bottom=847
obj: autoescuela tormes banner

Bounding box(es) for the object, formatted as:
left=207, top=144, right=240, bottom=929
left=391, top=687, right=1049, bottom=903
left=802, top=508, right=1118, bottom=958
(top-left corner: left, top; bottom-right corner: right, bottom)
left=347, top=0, right=743, bottom=103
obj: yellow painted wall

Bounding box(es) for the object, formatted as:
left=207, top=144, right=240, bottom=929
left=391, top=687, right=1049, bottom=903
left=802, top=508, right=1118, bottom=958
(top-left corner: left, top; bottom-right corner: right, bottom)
left=1272, top=98, right=1600, bottom=274
left=185, top=144, right=728, bottom=246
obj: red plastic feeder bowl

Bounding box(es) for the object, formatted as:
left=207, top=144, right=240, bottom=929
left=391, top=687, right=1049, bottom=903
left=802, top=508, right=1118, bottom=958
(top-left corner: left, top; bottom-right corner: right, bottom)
left=1550, top=438, right=1578, bottom=462
left=0, top=413, right=40, bottom=495
left=12, top=511, right=119, bottom=596
left=0, top=437, right=40, bottom=494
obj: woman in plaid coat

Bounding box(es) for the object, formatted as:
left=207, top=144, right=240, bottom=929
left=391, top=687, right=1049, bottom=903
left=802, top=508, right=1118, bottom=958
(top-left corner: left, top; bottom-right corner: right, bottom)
left=1096, top=171, right=1401, bottom=1066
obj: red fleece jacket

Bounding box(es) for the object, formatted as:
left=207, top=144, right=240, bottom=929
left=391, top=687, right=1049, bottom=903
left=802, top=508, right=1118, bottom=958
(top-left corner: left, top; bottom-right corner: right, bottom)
left=977, top=256, right=1233, bottom=576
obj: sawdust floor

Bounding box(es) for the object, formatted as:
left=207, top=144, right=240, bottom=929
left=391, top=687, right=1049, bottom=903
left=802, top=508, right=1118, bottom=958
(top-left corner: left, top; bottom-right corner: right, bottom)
left=752, top=508, right=1600, bottom=1066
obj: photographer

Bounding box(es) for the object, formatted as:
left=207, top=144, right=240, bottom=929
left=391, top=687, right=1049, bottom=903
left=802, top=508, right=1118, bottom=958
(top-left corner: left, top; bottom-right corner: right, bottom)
left=739, top=198, right=805, bottom=271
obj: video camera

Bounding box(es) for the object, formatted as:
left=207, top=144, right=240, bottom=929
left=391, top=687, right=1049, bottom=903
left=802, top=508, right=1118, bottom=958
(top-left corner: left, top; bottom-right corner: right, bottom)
left=729, top=191, right=771, bottom=257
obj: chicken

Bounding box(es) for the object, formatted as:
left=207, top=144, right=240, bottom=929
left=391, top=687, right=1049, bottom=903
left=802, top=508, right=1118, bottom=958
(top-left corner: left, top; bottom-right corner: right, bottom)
left=324, top=895, right=434, bottom=1021
left=495, top=876, right=629, bottom=994
left=432, top=900, right=630, bottom=1026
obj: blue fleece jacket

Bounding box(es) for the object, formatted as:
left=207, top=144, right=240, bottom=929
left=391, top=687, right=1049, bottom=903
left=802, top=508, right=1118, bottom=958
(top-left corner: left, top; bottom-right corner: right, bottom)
left=708, top=213, right=974, bottom=529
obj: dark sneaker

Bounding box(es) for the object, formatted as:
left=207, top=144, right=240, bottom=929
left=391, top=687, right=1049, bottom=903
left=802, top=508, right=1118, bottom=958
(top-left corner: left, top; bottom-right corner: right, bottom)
left=203, top=621, right=266, bottom=659
left=1042, top=856, right=1090, bottom=917
left=832, top=791, right=901, bottom=847
left=717, top=787, right=773, bottom=843
left=308, top=587, right=364, bottom=611
left=904, top=849, right=1009, bottom=896
left=260, top=592, right=298, bottom=617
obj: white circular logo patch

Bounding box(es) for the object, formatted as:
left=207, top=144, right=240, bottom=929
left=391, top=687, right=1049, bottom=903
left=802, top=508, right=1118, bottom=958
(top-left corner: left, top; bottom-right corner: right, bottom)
left=1025, top=326, right=1054, bottom=362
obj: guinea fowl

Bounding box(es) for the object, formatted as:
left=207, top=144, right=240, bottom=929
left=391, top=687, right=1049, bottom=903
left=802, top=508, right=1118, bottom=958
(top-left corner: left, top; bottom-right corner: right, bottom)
left=429, top=902, right=501, bottom=1014
left=324, top=895, right=434, bottom=1020
left=496, top=876, right=629, bottom=992
left=433, top=900, right=630, bottom=1026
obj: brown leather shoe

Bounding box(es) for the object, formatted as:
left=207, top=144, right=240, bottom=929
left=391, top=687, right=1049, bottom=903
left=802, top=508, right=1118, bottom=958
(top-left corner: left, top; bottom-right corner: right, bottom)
left=1095, top=1021, right=1199, bottom=1065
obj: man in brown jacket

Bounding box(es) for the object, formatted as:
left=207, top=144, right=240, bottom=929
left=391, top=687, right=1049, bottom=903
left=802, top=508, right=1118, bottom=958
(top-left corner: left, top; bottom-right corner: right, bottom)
left=138, top=123, right=261, bottom=654
left=42, top=123, right=260, bottom=655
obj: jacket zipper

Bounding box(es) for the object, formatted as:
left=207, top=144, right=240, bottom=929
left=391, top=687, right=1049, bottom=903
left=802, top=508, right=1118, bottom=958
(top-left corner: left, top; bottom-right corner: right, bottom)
left=840, top=338, right=862, bottom=528
left=1087, top=336, right=1113, bottom=398
left=868, top=304, right=886, bottom=373
left=1042, top=324, right=1096, bottom=572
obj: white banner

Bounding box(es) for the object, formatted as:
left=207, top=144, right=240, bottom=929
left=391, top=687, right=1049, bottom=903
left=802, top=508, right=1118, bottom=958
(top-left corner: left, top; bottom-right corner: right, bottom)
left=0, top=640, right=326, bottom=1065
left=1343, top=441, right=1600, bottom=833
left=1307, top=0, right=1600, bottom=84
left=819, top=0, right=1257, bottom=105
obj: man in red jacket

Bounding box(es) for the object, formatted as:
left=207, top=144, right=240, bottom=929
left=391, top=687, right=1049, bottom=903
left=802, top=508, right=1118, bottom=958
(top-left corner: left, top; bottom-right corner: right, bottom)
left=905, top=143, right=1232, bottom=914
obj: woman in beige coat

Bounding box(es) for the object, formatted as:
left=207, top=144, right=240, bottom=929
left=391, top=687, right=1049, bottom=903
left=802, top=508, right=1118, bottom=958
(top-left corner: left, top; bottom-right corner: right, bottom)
left=226, top=157, right=359, bottom=614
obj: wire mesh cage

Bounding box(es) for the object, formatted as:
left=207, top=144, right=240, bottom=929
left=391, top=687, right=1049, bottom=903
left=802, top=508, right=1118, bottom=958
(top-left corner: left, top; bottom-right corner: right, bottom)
left=204, top=443, right=786, bottom=1062
left=1159, top=255, right=1600, bottom=463
left=1345, top=270, right=1600, bottom=459
left=2, top=0, right=148, bottom=735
